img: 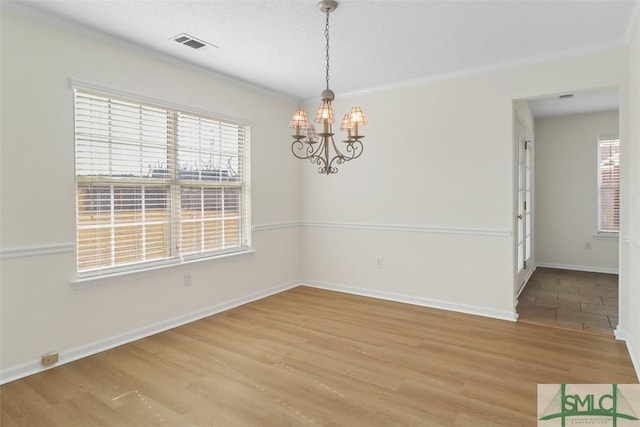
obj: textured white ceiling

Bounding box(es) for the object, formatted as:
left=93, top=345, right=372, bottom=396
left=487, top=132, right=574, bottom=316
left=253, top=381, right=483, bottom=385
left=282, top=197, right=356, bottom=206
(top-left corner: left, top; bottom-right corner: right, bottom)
left=6, top=0, right=639, bottom=104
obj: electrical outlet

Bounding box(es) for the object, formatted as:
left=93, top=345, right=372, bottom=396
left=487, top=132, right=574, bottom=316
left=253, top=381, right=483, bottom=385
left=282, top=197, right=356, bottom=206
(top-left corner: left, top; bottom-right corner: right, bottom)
left=41, top=352, right=58, bottom=366
left=184, top=272, right=192, bottom=286
left=376, top=258, right=384, bottom=269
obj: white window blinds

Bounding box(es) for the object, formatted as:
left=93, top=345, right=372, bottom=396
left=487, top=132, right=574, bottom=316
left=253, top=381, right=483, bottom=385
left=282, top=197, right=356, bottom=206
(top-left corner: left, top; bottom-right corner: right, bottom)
left=74, top=89, right=250, bottom=276
left=598, top=137, right=620, bottom=233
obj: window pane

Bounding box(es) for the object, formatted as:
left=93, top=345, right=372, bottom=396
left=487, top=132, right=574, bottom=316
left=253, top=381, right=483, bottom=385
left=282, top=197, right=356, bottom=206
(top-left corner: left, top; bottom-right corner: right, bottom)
left=180, top=187, right=223, bottom=254
left=600, top=187, right=620, bottom=232
left=179, top=186, right=245, bottom=254
left=77, top=184, right=170, bottom=272
left=75, top=93, right=170, bottom=178
left=177, top=113, right=243, bottom=182
left=598, top=138, right=620, bottom=233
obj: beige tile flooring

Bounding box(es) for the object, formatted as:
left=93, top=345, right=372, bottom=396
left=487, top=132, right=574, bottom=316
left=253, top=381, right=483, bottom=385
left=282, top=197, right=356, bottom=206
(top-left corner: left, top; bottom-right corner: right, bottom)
left=516, top=267, right=619, bottom=336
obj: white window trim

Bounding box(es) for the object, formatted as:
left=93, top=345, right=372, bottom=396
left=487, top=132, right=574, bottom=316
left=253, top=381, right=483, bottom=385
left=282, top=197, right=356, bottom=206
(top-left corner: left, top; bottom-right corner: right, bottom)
left=70, top=249, right=256, bottom=289
left=70, top=79, right=253, bottom=126
left=72, top=80, right=252, bottom=279
left=593, top=232, right=619, bottom=239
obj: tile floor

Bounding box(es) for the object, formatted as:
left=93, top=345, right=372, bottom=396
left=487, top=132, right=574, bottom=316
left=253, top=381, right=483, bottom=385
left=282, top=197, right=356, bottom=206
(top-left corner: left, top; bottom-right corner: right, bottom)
left=516, top=267, right=619, bottom=336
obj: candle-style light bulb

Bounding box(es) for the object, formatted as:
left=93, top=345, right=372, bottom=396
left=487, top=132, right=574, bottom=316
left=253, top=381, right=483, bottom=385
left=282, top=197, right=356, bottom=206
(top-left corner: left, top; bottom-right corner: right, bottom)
left=290, top=109, right=309, bottom=137
left=349, top=106, right=367, bottom=139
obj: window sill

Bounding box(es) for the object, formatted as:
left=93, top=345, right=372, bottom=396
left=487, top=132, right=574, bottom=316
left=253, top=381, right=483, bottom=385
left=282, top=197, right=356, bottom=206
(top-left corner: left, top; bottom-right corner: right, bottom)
left=593, top=232, right=619, bottom=240
left=70, top=249, right=256, bottom=290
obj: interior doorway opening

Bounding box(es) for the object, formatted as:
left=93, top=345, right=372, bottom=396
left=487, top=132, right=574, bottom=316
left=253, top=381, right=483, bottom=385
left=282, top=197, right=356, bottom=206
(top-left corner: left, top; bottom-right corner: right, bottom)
left=513, top=88, right=620, bottom=336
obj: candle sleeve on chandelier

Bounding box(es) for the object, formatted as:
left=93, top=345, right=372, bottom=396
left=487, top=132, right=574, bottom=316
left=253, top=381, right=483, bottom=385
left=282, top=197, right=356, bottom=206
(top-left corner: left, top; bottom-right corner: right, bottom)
left=306, top=124, right=318, bottom=143
left=349, top=106, right=367, bottom=137
left=340, top=113, right=353, bottom=140
left=315, top=100, right=335, bottom=124
left=290, top=109, right=309, bottom=136
left=349, top=106, right=367, bottom=126
left=340, top=114, right=351, bottom=130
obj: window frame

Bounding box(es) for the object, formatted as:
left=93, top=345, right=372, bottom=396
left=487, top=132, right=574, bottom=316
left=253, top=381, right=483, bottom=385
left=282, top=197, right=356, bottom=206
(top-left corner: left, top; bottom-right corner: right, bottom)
left=73, top=83, right=252, bottom=279
left=596, top=136, right=620, bottom=235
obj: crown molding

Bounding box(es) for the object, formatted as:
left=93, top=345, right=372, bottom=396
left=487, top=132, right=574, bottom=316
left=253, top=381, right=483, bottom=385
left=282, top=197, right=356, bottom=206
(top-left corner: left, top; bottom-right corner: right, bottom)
left=1, top=1, right=297, bottom=104
left=626, top=0, right=640, bottom=43
left=334, top=42, right=626, bottom=101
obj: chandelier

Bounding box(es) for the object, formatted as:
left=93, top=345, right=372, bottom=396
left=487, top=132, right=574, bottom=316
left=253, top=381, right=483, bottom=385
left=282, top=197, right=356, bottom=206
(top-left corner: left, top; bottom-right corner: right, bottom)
left=290, top=0, right=367, bottom=175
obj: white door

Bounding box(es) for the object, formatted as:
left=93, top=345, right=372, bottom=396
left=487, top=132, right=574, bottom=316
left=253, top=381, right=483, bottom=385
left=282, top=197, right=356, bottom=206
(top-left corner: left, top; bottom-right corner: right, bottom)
left=516, top=122, right=533, bottom=294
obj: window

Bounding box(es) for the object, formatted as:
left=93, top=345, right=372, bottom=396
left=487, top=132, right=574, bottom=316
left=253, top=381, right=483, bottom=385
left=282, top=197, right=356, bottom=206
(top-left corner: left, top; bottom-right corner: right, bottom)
left=74, top=89, right=250, bottom=277
left=597, top=137, right=620, bottom=233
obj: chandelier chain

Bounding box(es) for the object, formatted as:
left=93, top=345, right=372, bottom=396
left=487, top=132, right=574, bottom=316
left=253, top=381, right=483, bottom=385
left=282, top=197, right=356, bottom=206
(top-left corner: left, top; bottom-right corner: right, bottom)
left=325, top=10, right=330, bottom=91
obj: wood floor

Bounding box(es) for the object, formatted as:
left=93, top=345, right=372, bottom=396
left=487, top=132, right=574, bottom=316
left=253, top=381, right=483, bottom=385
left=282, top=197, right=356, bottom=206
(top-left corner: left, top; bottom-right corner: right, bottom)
left=1, top=286, right=637, bottom=426
left=517, top=267, right=619, bottom=336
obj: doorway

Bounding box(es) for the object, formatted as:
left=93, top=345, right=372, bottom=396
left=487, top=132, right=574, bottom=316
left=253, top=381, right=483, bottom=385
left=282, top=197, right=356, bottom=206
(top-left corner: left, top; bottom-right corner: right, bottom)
left=514, top=88, right=621, bottom=335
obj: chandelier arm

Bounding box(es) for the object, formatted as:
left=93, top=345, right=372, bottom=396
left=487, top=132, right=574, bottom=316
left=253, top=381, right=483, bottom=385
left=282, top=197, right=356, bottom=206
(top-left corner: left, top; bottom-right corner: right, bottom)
left=344, top=140, right=364, bottom=160
left=309, top=152, right=329, bottom=174
left=310, top=139, right=326, bottom=158
left=291, top=137, right=328, bottom=161
left=292, top=139, right=324, bottom=160
left=328, top=155, right=344, bottom=169
left=291, top=140, right=314, bottom=159
left=326, top=135, right=345, bottom=173
left=320, top=157, right=337, bottom=174
left=330, top=134, right=347, bottom=159
left=331, top=136, right=363, bottom=162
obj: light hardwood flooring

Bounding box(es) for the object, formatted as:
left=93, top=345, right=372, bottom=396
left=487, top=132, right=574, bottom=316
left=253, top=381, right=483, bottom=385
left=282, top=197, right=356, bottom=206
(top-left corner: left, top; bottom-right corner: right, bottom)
left=517, top=267, right=619, bottom=336
left=1, top=286, right=636, bottom=426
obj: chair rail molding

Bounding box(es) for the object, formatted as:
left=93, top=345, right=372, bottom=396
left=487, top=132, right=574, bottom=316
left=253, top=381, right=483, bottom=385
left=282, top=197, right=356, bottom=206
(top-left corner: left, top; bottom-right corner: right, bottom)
left=300, top=221, right=512, bottom=237
left=0, top=242, right=75, bottom=259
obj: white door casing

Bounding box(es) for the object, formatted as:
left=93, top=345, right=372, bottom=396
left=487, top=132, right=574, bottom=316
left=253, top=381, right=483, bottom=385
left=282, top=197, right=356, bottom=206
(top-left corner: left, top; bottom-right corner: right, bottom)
left=516, top=120, right=533, bottom=295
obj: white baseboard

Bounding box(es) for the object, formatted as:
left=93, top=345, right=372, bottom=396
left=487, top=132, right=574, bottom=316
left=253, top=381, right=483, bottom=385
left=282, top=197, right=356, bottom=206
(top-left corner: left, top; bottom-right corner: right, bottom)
left=302, top=280, right=517, bottom=322
left=614, top=328, right=640, bottom=381
left=0, top=281, right=299, bottom=385
left=536, top=262, right=618, bottom=275
left=4, top=278, right=631, bottom=384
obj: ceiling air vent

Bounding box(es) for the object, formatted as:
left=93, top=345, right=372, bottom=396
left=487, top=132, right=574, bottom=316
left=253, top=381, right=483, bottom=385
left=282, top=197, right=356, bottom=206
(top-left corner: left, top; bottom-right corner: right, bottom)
left=171, top=33, right=218, bottom=50
left=559, top=94, right=574, bottom=99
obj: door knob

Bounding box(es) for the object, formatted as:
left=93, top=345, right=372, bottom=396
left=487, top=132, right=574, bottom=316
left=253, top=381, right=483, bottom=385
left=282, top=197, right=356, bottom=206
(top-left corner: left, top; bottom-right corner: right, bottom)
left=517, top=214, right=523, bottom=220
